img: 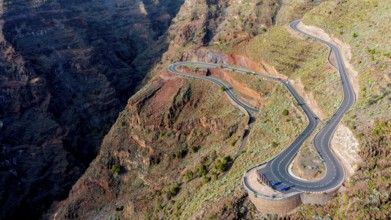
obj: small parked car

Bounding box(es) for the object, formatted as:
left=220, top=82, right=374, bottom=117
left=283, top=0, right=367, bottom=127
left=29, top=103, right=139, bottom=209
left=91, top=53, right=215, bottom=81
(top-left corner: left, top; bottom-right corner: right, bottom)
left=271, top=181, right=281, bottom=186
left=278, top=186, right=290, bottom=191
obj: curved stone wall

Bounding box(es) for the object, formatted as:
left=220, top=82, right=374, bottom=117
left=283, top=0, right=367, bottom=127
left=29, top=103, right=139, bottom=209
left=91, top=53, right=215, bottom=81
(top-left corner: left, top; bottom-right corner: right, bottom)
left=248, top=193, right=302, bottom=215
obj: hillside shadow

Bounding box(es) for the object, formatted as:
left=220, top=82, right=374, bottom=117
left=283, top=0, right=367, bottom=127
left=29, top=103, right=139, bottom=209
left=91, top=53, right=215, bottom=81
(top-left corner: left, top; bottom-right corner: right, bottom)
left=0, top=0, right=185, bottom=219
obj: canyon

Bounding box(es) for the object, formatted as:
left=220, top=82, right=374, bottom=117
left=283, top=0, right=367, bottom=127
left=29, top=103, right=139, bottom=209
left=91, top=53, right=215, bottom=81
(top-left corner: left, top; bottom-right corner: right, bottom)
left=1, top=0, right=390, bottom=219
left=0, top=0, right=183, bottom=219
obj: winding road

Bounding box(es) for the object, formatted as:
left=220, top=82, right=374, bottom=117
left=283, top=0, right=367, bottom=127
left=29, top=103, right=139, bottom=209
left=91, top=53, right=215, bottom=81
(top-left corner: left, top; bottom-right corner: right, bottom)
left=167, top=20, right=355, bottom=194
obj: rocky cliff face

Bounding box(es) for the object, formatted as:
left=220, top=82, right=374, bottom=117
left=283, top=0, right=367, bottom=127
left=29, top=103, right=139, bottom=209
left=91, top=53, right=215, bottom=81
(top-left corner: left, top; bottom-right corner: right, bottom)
left=0, top=0, right=184, bottom=219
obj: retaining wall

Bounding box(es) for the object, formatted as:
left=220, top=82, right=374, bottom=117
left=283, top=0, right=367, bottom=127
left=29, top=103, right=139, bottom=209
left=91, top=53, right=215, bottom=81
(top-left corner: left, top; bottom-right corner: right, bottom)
left=247, top=189, right=339, bottom=214
left=248, top=193, right=302, bottom=215
left=300, top=189, right=338, bottom=205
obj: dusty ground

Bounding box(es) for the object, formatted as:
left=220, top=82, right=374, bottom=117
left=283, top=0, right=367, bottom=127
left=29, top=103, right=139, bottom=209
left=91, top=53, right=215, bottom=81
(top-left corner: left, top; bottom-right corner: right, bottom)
left=330, top=124, right=361, bottom=177
left=290, top=143, right=324, bottom=180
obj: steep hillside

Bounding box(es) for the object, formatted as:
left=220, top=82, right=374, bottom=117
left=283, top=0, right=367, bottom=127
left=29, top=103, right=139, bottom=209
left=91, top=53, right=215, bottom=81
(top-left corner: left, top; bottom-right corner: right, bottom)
left=49, top=0, right=391, bottom=218
left=291, top=0, right=391, bottom=219
left=0, top=0, right=184, bottom=219
left=49, top=0, right=330, bottom=219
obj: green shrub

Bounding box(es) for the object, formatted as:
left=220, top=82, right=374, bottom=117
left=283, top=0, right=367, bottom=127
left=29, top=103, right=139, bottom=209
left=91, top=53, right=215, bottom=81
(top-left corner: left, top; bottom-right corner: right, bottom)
left=190, top=146, right=199, bottom=153
left=226, top=131, right=233, bottom=139
left=282, top=109, right=289, bottom=116
left=185, top=170, right=194, bottom=182
left=111, top=165, right=121, bottom=175
left=203, top=175, right=211, bottom=183
left=210, top=150, right=217, bottom=161
left=175, top=148, right=188, bottom=159
left=170, top=184, right=181, bottom=197
left=198, top=164, right=207, bottom=176
left=214, top=156, right=233, bottom=173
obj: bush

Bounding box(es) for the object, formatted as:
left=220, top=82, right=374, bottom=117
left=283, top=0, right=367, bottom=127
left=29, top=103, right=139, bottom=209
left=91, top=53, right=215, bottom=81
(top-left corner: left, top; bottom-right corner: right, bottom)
left=170, top=184, right=181, bottom=197
left=272, top=141, right=278, bottom=148
left=220, top=86, right=226, bottom=92
left=230, top=139, right=238, bottom=146
left=226, top=131, right=233, bottom=139
left=111, top=165, right=121, bottom=175
left=282, top=109, right=289, bottom=116
left=210, top=150, right=217, bottom=161
left=223, top=155, right=232, bottom=163
left=185, top=170, right=194, bottom=182
left=203, top=175, right=211, bottom=183
left=352, top=32, right=358, bottom=38
left=214, top=156, right=233, bottom=173
left=198, top=164, right=207, bottom=176
left=175, top=148, right=188, bottom=159
left=190, top=146, right=199, bottom=153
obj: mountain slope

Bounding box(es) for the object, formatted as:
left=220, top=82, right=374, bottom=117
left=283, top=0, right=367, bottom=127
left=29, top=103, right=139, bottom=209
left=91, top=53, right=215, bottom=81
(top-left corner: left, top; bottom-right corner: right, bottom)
left=48, top=0, right=331, bottom=219
left=291, top=0, right=391, bottom=218
left=0, top=0, right=184, bottom=219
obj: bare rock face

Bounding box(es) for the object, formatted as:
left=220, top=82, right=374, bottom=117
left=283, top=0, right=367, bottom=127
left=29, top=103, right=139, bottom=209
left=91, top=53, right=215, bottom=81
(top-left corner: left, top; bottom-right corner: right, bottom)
left=0, top=0, right=184, bottom=219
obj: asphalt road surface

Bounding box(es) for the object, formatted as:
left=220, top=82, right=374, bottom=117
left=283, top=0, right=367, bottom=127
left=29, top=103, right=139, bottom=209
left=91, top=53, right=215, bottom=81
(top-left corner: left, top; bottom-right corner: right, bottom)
left=168, top=19, right=355, bottom=193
